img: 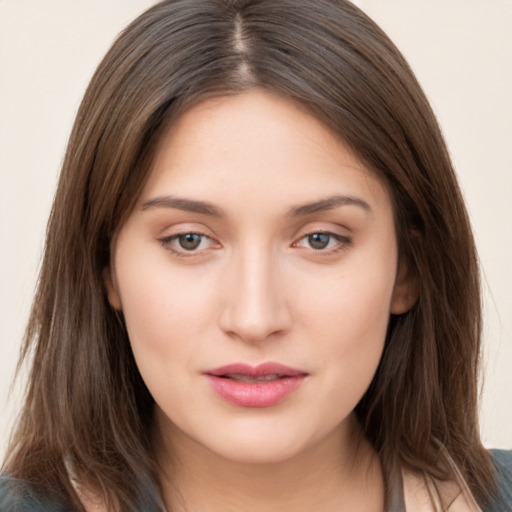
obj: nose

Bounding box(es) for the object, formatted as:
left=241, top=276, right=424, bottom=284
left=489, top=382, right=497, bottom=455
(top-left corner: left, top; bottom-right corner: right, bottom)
left=219, top=247, right=291, bottom=343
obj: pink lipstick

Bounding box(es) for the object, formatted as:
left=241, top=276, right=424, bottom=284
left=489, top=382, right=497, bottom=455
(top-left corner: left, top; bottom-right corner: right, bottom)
left=204, top=363, right=307, bottom=407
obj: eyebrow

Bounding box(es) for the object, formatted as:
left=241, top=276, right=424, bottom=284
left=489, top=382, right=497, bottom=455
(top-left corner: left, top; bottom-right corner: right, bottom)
left=141, top=194, right=371, bottom=217
left=141, top=195, right=224, bottom=217
left=287, top=195, right=371, bottom=216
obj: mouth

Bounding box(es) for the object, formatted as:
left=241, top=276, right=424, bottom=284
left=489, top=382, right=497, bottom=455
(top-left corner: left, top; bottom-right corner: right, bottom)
left=204, top=363, right=308, bottom=408
left=219, top=374, right=286, bottom=383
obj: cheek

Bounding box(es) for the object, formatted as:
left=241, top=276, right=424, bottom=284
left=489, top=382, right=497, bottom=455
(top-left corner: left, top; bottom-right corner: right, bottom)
left=341, top=274, right=393, bottom=341
left=299, top=260, right=395, bottom=381
left=115, top=262, right=221, bottom=418
left=114, top=251, right=218, bottom=368
left=309, top=283, right=390, bottom=420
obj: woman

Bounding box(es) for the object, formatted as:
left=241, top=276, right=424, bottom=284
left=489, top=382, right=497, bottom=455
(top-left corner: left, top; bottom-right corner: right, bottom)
left=1, top=0, right=511, bottom=510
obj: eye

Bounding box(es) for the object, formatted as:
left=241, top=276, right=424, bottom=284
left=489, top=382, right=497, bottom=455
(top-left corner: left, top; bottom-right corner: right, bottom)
left=159, top=232, right=218, bottom=256
left=294, top=232, right=350, bottom=252
left=175, top=233, right=204, bottom=251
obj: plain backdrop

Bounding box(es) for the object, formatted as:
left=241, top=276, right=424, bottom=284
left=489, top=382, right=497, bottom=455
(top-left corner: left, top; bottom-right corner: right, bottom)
left=1, top=0, right=511, bottom=459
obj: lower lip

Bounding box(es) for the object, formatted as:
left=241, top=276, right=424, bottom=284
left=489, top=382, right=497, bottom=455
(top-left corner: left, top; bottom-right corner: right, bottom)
left=205, top=375, right=306, bottom=407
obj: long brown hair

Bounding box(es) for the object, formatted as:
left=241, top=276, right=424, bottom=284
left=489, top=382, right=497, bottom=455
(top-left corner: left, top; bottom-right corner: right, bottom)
left=3, top=0, right=495, bottom=509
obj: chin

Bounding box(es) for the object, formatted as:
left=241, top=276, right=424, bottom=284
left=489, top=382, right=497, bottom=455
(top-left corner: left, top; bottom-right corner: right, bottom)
left=195, top=419, right=339, bottom=467
left=211, top=438, right=310, bottom=466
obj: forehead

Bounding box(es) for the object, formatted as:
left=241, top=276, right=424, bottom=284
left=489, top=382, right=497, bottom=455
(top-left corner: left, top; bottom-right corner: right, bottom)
left=139, top=90, right=391, bottom=217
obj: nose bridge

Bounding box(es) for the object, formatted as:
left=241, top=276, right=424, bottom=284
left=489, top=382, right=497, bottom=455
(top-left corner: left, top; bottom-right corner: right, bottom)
left=220, top=241, right=289, bottom=342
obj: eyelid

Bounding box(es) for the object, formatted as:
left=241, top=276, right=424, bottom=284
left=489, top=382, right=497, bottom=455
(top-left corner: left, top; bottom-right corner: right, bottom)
left=156, top=223, right=352, bottom=258
left=292, top=229, right=352, bottom=254
left=157, top=229, right=221, bottom=257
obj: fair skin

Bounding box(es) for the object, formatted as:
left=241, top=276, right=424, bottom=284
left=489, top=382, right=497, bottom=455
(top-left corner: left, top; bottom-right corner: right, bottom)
left=105, top=90, right=416, bottom=512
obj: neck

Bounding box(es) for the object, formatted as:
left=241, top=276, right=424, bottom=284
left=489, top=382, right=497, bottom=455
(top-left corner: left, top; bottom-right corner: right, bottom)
left=156, top=416, right=385, bottom=512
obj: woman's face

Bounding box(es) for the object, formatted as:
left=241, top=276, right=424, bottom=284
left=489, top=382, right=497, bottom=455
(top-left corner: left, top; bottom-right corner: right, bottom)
left=106, top=90, right=414, bottom=464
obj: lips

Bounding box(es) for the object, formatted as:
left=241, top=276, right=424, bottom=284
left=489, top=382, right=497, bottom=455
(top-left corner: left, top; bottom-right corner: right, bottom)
left=221, top=374, right=284, bottom=383
left=204, top=363, right=307, bottom=408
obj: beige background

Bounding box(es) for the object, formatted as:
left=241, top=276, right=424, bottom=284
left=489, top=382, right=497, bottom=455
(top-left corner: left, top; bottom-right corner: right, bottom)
left=1, top=1, right=511, bottom=459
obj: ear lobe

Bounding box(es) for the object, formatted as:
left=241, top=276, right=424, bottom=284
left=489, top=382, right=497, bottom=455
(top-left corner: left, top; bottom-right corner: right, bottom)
left=103, top=266, right=122, bottom=311
left=390, top=259, right=419, bottom=314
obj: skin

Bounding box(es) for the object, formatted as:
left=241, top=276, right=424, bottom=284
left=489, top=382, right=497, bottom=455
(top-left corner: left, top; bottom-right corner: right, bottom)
left=105, top=90, right=416, bottom=511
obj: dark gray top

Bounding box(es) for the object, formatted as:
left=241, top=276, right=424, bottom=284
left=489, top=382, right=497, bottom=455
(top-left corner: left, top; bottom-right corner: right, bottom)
left=1, top=450, right=511, bottom=511
left=492, top=449, right=512, bottom=511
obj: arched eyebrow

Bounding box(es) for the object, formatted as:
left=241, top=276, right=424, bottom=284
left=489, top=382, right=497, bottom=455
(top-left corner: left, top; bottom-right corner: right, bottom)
left=141, top=195, right=224, bottom=217
left=141, top=194, right=370, bottom=218
left=287, top=195, right=371, bottom=217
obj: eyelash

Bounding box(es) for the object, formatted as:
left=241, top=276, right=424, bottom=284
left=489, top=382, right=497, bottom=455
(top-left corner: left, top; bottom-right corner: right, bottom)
left=293, top=232, right=351, bottom=255
left=158, top=231, right=351, bottom=258
left=158, top=232, right=218, bottom=258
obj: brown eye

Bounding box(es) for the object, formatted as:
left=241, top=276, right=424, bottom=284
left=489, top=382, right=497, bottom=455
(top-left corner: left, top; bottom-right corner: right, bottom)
left=178, top=233, right=203, bottom=250
left=293, top=231, right=351, bottom=254
left=307, top=233, right=331, bottom=250
left=159, top=231, right=219, bottom=257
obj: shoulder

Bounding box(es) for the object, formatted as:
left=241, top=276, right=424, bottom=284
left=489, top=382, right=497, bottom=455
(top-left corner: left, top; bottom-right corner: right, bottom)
left=0, top=475, right=71, bottom=512
left=489, top=449, right=512, bottom=512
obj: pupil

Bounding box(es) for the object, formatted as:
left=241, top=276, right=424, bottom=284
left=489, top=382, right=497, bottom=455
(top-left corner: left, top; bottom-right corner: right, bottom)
left=309, top=233, right=330, bottom=250
left=179, top=233, right=201, bottom=250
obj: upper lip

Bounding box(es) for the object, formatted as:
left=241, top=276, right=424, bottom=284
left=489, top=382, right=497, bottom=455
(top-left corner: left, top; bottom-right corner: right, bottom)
left=205, top=362, right=307, bottom=377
